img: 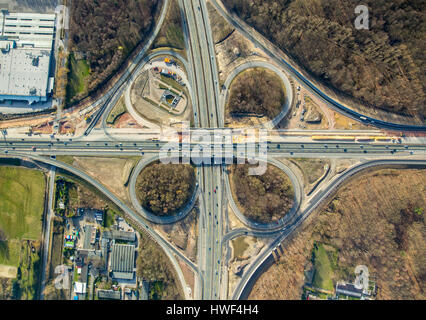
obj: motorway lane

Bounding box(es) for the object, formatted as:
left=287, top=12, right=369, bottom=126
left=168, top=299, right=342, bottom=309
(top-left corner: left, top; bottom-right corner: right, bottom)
left=128, top=155, right=200, bottom=224
left=3, top=151, right=199, bottom=300
left=2, top=139, right=425, bottom=157
left=83, top=0, right=170, bottom=136
left=182, top=0, right=224, bottom=300
left=225, top=157, right=303, bottom=231
left=210, top=0, right=426, bottom=131
left=221, top=60, right=294, bottom=130
left=231, top=159, right=426, bottom=299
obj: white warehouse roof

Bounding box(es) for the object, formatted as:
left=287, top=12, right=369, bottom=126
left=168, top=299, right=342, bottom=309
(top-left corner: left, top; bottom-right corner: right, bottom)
left=0, top=11, right=56, bottom=104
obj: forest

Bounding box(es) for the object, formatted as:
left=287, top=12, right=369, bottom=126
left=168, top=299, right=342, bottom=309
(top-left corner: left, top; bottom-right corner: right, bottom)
left=223, top=0, right=425, bottom=122
left=228, top=68, right=285, bottom=120
left=136, top=162, right=195, bottom=216
left=136, top=233, right=182, bottom=300
left=67, top=0, right=160, bottom=103
left=248, top=169, right=426, bottom=300
left=231, top=163, right=294, bottom=223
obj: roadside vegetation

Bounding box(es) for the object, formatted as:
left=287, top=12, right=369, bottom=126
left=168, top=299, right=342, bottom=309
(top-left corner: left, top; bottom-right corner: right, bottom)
left=230, top=163, right=294, bottom=223
left=136, top=234, right=183, bottom=299
left=227, top=68, right=285, bottom=120
left=136, top=162, right=196, bottom=216
left=223, top=0, right=425, bottom=122
left=65, top=52, right=90, bottom=105
left=52, top=169, right=182, bottom=299
left=248, top=168, right=426, bottom=300
left=152, top=0, right=185, bottom=51
left=207, top=2, right=235, bottom=44
left=66, top=0, right=160, bottom=105
left=106, top=97, right=127, bottom=126
left=0, top=167, right=45, bottom=300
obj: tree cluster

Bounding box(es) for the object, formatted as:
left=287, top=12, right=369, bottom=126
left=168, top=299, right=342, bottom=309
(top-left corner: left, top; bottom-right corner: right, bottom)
left=136, top=235, right=182, bottom=299
left=223, top=0, right=425, bottom=121
left=228, top=68, right=285, bottom=119
left=69, top=0, right=159, bottom=96
left=136, top=162, right=195, bottom=216
left=231, top=163, right=294, bottom=223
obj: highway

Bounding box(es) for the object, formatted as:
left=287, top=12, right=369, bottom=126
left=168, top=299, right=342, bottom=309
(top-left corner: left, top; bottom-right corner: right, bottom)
left=181, top=0, right=224, bottom=300
left=1, top=137, right=425, bottom=157
left=82, top=0, right=170, bottom=136
left=1, top=152, right=200, bottom=300
left=231, top=159, right=426, bottom=299
left=210, top=0, right=426, bottom=131
left=1, top=0, right=425, bottom=302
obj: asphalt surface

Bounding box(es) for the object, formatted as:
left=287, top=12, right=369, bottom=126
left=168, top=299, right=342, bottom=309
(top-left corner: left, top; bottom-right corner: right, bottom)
left=3, top=0, right=426, bottom=301
left=210, top=0, right=426, bottom=131
left=2, top=152, right=200, bottom=300
left=181, top=0, right=224, bottom=300
left=231, top=159, right=426, bottom=299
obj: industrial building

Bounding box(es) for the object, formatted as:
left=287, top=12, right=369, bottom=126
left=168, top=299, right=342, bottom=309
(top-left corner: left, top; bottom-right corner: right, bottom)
left=110, top=244, right=136, bottom=280
left=98, top=289, right=121, bottom=300
left=0, top=10, right=56, bottom=104
left=102, top=230, right=136, bottom=242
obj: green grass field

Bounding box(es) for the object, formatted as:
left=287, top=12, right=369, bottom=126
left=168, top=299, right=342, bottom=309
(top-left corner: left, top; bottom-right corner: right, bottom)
left=152, top=0, right=185, bottom=50
left=0, top=167, right=45, bottom=240
left=66, top=52, right=90, bottom=103
left=106, top=97, right=127, bottom=125
left=312, top=243, right=335, bottom=291
left=0, top=239, right=21, bottom=267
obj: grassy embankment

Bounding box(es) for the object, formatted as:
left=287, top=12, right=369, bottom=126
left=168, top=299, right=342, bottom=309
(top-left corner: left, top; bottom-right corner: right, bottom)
left=0, top=167, right=46, bottom=299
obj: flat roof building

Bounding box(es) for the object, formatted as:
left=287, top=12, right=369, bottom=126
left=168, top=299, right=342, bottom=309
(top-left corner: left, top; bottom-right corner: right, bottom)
left=98, top=289, right=121, bottom=300
left=110, top=244, right=135, bottom=280
left=0, top=11, right=55, bottom=105
left=103, top=230, right=136, bottom=243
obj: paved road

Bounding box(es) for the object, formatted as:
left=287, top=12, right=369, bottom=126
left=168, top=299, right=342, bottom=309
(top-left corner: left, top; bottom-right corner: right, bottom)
left=82, top=0, right=171, bottom=136
left=39, top=166, right=55, bottom=300
left=181, top=0, right=224, bottom=300
left=2, top=152, right=200, bottom=300
left=1, top=138, right=424, bottom=157
left=128, top=155, right=200, bottom=224
left=210, top=0, right=426, bottom=131
left=231, top=159, right=426, bottom=299
left=225, top=158, right=303, bottom=231
left=221, top=60, right=294, bottom=130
